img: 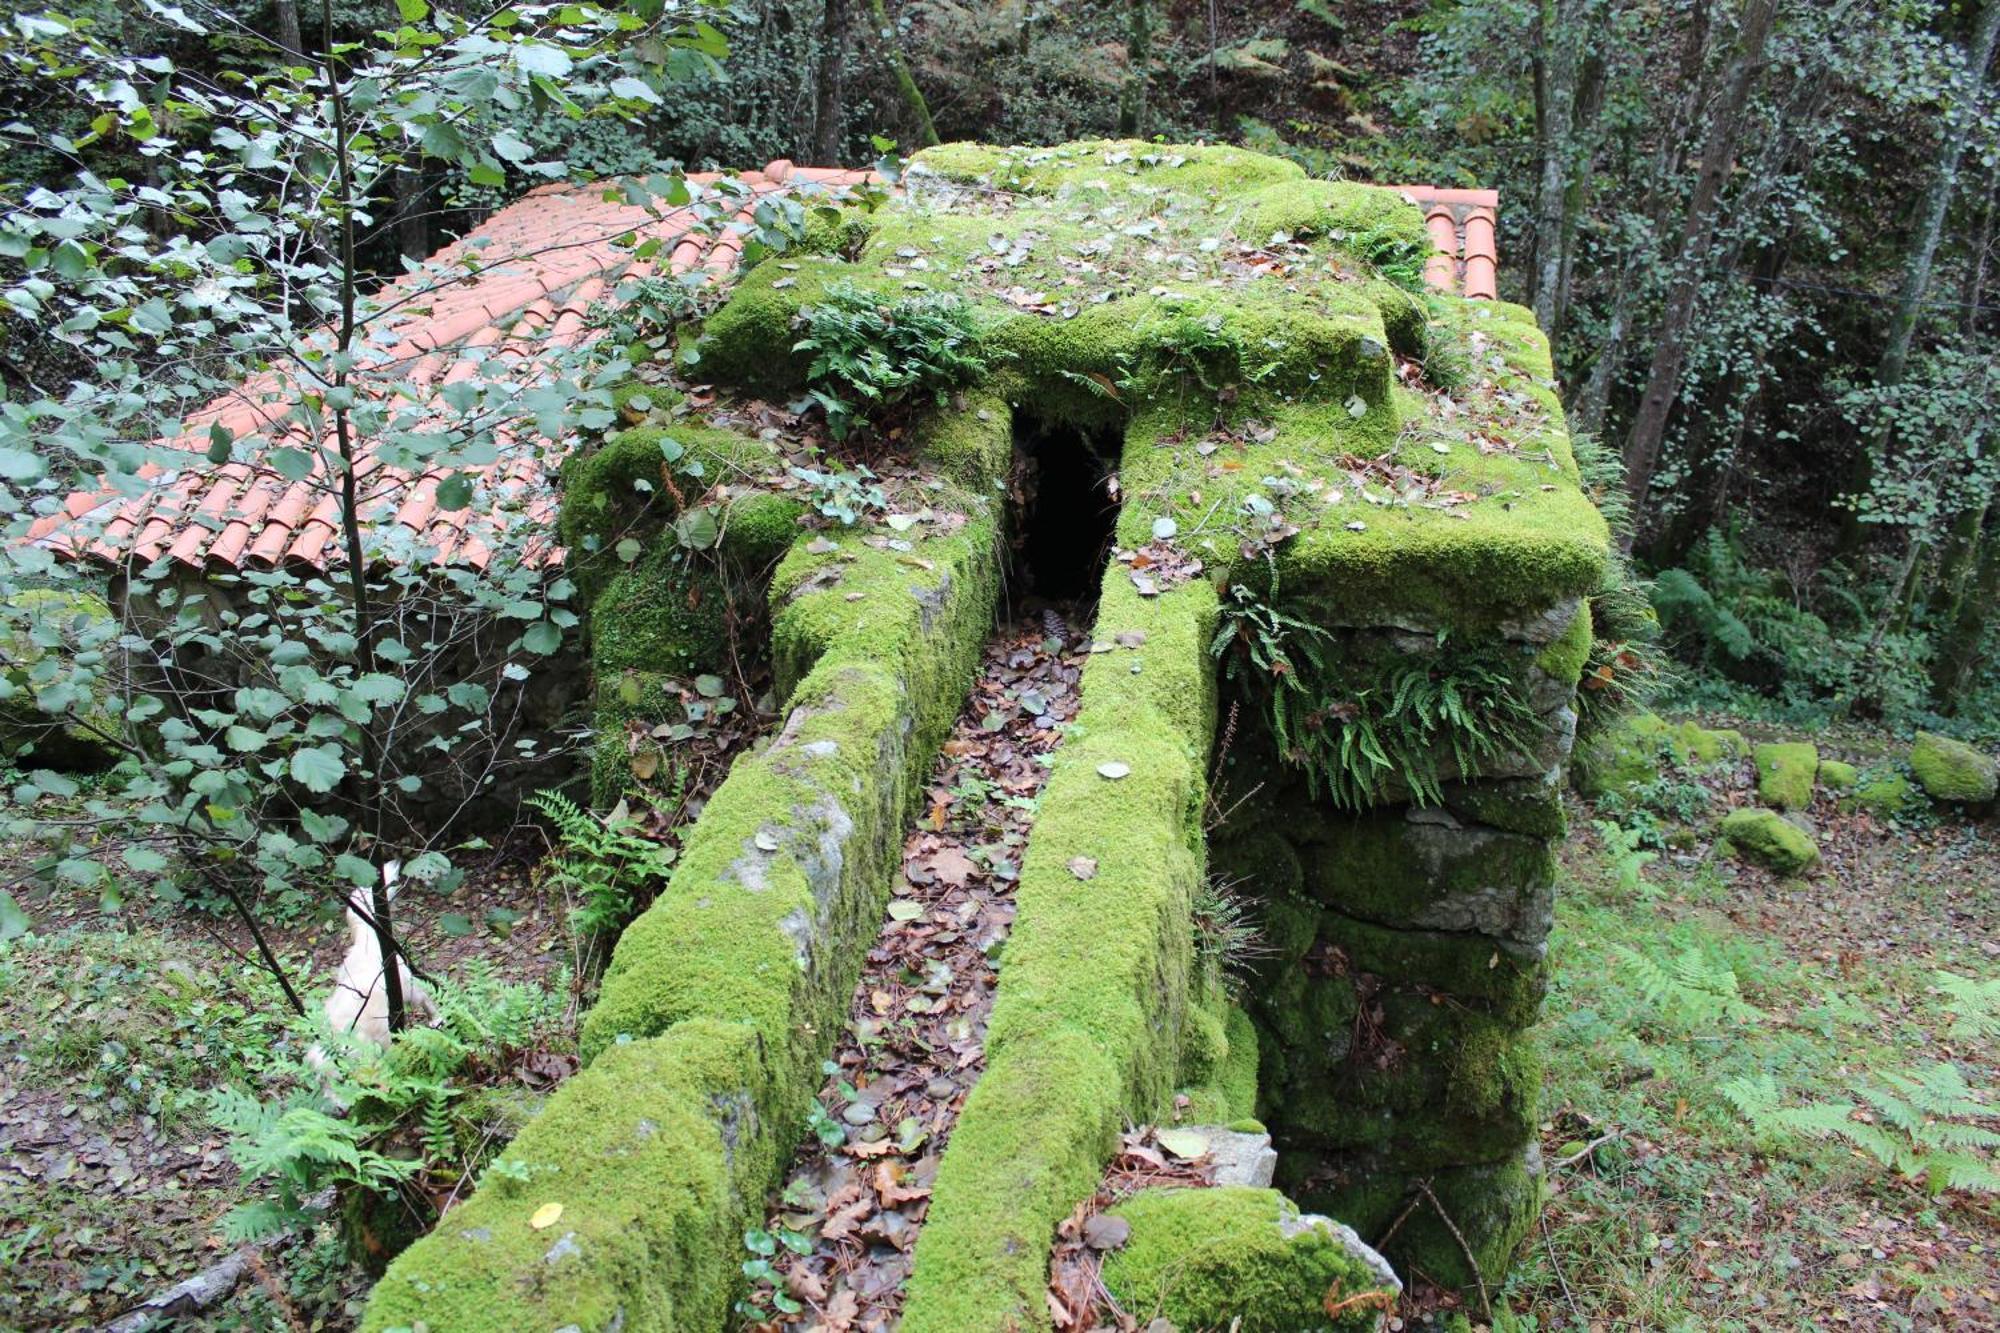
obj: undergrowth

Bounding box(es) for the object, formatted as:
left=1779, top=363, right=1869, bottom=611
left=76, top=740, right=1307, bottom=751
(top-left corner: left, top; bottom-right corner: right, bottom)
left=791, top=281, right=992, bottom=439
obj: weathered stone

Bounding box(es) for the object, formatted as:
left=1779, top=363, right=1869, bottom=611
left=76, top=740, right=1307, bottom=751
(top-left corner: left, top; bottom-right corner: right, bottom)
left=1816, top=758, right=1858, bottom=791
left=1101, top=1187, right=1400, bottom=1332
left=1718, top=806, right=1819, bottom=875
left=1909, top=731, right=1998, bottom=804
left=1753, top=741, right=1818, bottom=811
left=1190, top=1126, right=1280, bottom=1189
left=1299, top=809, right=1557, bottom=946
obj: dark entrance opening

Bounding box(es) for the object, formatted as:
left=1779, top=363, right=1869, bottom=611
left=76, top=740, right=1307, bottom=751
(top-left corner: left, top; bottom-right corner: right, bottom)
left=1011, top=414, right=1121, bottom=605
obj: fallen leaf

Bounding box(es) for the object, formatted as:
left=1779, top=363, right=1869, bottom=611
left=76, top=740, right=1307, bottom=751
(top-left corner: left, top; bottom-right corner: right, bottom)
left=529, top=1202, right=564, bottom=1230
left=1097, top=762, right=1131, bottom=780
left=1068, top=857, right=1098, bottom=880
left=1082, top=1213, right=1132, bottom=1250
left=929, top=846, right=977, bottom=886
left=1155, top=1128, right=1209, bottom=1160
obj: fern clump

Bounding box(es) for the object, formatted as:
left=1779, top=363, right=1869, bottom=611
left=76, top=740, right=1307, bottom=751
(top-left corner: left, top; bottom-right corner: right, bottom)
left=1211, top=582, right=1544, bottom=808
left=529, top=787, right=680, bottom=946
left=791, top=281, right=993, bottom=439
left=1724, top=1062, right=2000, bottom=1196
left=1613, top=942, right=1763, bottom=1032
left=212, top=964, right=565, bottom=1254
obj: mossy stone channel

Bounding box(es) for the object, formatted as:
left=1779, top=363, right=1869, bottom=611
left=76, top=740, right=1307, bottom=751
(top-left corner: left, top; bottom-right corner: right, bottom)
left=362, top=139, right=1606, bottom=1331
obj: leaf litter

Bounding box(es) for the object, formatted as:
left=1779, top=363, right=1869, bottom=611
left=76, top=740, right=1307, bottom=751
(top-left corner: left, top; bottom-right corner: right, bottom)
left=741, top=612, right=1089, bottom=1332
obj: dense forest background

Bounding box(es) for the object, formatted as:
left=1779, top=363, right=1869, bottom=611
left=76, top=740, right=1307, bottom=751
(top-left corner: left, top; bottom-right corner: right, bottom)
left=3, top=0, right=1998, bottom=732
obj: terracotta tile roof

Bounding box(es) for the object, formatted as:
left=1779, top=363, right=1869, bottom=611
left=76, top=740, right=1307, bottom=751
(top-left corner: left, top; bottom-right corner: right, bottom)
left=1398, top=185, right=1499, bottom=302
left=35, top=165, right=1493, bottom=574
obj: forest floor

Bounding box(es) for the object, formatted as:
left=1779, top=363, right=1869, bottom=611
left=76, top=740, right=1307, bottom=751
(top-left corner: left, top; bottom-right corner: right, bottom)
left=1487, top=722, right=2000, bottom=1332
left=0, top=816, right=569, bottom=1331
left=2, top=710, right=1996, bottom=1330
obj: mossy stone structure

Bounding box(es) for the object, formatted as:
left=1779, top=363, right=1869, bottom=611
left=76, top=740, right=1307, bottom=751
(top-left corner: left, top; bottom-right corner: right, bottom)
left=363, top=141, right=1607, bottom=1330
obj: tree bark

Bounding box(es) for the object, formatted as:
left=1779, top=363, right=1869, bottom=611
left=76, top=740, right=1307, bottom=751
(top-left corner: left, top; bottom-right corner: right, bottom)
left=813, top=0, right=847, bottom=163
left=1118, top=0, right=1152, bottom=138
left=865, top=0, right=939, bottom=148
left=274, top=0, right=304, bottom=59
left=1879, top=0, right=2000, bottom=386
left=1937, top=511, right=2000, bottom=713
left=1619, top=0, right=1779, bottom=525
left=1529, top=0, right=1579, bottom=332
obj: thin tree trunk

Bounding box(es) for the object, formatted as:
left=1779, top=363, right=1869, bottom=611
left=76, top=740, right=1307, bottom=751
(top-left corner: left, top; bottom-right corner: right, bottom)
left=1957, top=164, right=1997, bottom=338
left=1571, top=255, right=1632, bottom=436
left=1937, top=512, right=2000, bottom=712
left=274, top=0, right=304, bottom=58
left=813, top=0, right=847, bottom=163
left=1880, top=0, right=2000, bottom=385
left=1530, top=0, right=1579, bottom=331
left=323, top=0, right=406, bottom=1034
left=1620, top=0, right=1780, bottom=524
left=1118, top=0, right=1152, bottom=138
left=865, top=0, right=938, bottom=148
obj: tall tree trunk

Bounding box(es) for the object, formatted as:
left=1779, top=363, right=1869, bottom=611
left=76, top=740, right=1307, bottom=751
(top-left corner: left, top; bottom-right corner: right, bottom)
left=1937, top=511, right=2000, bottom=713
left=866, top=0, right=939, bottom=148
left=813, top=0, right=848, bottom=163
left=1530, top=0, right=1579, bottom=332
left=1619, top=0, right=1780, bottom=526
left=1880, top=0, right=2000, bottom=385
left=1118, top=0, right=1152, bottom=138
left=1842, top=1, right=2000, bottom=551
left=1571, top=252, right=1632, bottom=436
left=274, top=0, right=304, bottom=58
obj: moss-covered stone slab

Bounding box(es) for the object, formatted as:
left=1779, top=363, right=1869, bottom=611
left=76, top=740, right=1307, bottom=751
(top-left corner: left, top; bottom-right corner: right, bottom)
left=1717, top=807, right=1819, bottom=876
left=1908, top=731, right=1998, bottom=804
left=1100, top=1187, right=1400, bottom=1333
left=1816, top=758, right=1858, bottom=792
left=1297, top=808, right=1557, bottom=946
left=1752, top=741, right=1818, bottom=811
left=1842, top=767, right=1924, bottom=818
left=1571, top=710, right=1668, bottom=798
left=364, top=407, right=1012, bottom=1333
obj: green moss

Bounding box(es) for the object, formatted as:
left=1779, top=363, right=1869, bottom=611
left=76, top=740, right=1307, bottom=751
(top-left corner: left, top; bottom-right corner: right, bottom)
left=361, top=1018, right=779, bottom=1333
left=1283, top=1150, right=1542, bottom=1295
left=1178, top=1001, right=1262, bottom=1124
left=1100, top=1187, right=1397, bottom=1333
left=1440, top=777, right=1568, bottom=840
left=1235, top=178, right=1432, bottom=271
left=1675, top=721, right=1749, bottom=765
left=1296, top=812, right=1555, bottom=943
left=559, top=422, right=778, bottom=566
left=1311, top=910, right=1547, bottom=1025
left=1533, top=601, right=1593, bottom=687
left=910, top=139, right=1305, bottom=198
left=1717, top=807, right=1819, bottom=876
left=1259, top=992, right=1539, bottom=1170
left=1817, top=759, right=1859, bottom=792
left=1844, top=767, right=1923, bottom=818
left=1908, top=731, right=1998, bottom=803
left=1753, top=741, right=1818, bottom=811
left=1571, top=711, right=1668, bottom=799
left=368, top=405, right=1008, bottom=1332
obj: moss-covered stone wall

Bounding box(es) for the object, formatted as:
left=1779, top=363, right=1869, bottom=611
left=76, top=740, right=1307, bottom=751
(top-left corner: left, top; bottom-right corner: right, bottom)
left=360, top=404, right=1012, bottom=1332
left=357, top=137, right=1607, bottom=1329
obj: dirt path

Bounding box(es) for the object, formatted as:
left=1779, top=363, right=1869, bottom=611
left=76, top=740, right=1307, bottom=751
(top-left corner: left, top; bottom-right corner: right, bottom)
left=741, top=609, right=1088, bottom=1331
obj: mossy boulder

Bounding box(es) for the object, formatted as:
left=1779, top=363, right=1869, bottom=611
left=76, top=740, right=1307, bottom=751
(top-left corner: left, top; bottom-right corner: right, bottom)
left=1908, top=731, right=1998, bottom=804
left=1752, top=741, right=1817, bottom=811
left=1717, top=807, right=1819, bottom=876
left=1843, top=767, right=1923, bottom=818
left=1100, top=1187, right=1400, bottom=1333
left=1816, top=759, right=1859, bottom=792
left=1571, top=710, right=1668, bottom=798
left=1675, top=721, right=1748, bottom=765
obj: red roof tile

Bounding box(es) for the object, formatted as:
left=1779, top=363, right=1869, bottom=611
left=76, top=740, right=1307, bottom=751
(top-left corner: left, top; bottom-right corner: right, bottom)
left=35, top=166, right=1494, bottom=573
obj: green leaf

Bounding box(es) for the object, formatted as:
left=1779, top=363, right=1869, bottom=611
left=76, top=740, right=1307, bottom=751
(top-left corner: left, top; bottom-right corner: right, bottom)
left=491, top=131, right=533, bottom=164
left=439, top=912, right=475, bottom=937
left=469, top=161, right=506, bottom=188
left=435, top=473, right=475, bottom=511
left=694, top=674, right=725, bottom=698
left=289, top=745, right=346, bottom=794
left=395, top=0, right=429, bottom=19
left=0, top=890, right=29, bottom=940
left=522, top=620, right=562, bottom=655
left=513, top=41, right=572, bottom=78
